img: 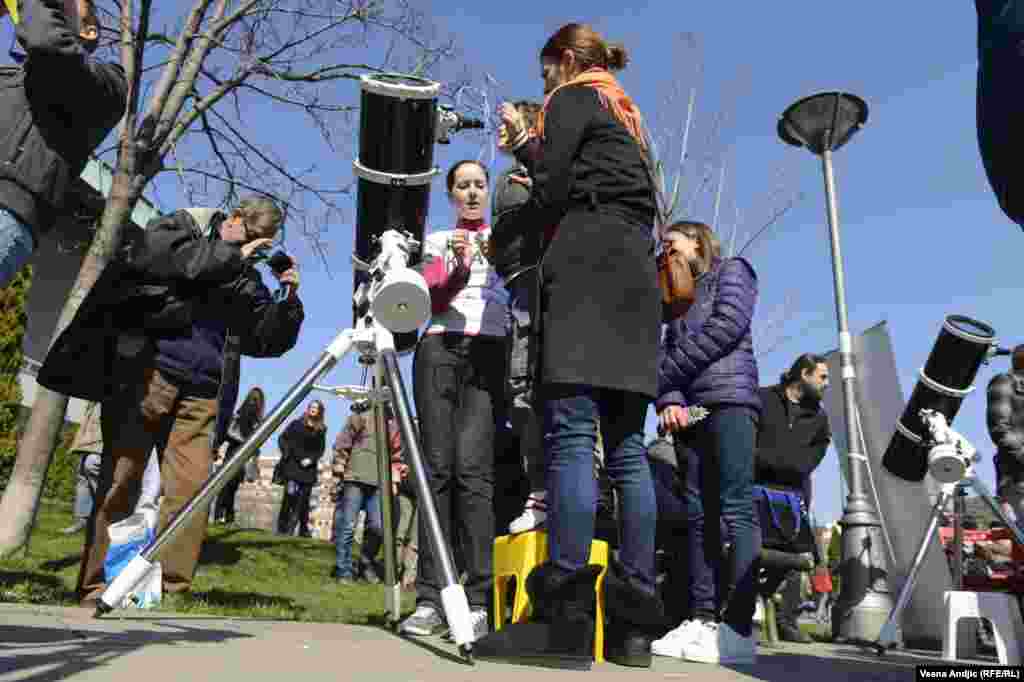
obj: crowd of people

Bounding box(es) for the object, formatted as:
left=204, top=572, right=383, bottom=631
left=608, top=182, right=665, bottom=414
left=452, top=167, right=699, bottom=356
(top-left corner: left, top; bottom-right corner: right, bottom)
left=7, top=0, right=1024, bottom=674
left=393, top=23, right=837, bottom=669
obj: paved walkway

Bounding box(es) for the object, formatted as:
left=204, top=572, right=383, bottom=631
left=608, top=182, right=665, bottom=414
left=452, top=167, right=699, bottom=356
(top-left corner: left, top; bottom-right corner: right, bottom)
left=0, top=604, right=949, bottom=682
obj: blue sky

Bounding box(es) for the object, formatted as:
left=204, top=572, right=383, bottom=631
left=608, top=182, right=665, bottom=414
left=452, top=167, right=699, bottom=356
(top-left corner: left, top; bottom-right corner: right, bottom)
left=13, top=2, right=1021, bottom=525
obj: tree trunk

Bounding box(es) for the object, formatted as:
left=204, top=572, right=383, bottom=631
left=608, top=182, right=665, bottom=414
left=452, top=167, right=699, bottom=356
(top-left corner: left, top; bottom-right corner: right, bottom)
left=0, top=170, right=138, bottom=558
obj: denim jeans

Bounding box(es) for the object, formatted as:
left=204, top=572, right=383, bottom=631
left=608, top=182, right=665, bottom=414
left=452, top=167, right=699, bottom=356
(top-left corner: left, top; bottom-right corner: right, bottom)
left=543, top=383, right=656, bottom=594
left=74, top=449, right=159, bottom=520
left=0, top=208, right=35, bottom=289
left=73, top=453, right=103, bottom=520
left=506, top=276, right=544, bottom=491
left=680, top=405, right=761, bottom=637
left=334, top=481, right=384, bottom=578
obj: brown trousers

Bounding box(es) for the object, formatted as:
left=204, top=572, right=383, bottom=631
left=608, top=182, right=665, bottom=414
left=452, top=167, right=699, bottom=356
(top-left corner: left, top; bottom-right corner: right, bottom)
left=77, top=367, right=218, bottom=601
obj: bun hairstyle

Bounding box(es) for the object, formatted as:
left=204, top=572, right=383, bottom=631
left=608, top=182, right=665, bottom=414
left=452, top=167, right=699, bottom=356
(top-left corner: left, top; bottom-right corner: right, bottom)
left=605, top=43, right=629, bottom=71
left=541, top=23, right=630, bottom=73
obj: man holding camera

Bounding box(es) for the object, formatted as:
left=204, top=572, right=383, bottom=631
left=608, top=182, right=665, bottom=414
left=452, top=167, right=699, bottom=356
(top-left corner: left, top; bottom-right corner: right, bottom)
left=37, top=196, right=303, bottom=605
left=0, top=0, right=127, bottom=288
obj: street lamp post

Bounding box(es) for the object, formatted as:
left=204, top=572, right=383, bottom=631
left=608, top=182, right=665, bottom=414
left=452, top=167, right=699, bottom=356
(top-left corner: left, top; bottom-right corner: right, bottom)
left=778, top=92, right=894, bottom=643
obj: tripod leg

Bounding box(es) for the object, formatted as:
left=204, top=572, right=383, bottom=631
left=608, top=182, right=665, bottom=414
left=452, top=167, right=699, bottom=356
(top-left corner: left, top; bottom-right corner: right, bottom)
left=874, top=489, right=950, bottom=653
left=96, top=330, right=356, bottom=617
left=372, top=368, right=401, bottom=627
left=968, top=477, right=1024, bottom=546
left=378, top=340, right=474, bottom=661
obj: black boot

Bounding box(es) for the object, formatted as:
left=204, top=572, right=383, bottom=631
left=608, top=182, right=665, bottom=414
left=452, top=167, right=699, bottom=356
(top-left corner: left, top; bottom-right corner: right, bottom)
left=474, top=562, right=602, bottom=670
left=602, top=562, right=667, bottom=668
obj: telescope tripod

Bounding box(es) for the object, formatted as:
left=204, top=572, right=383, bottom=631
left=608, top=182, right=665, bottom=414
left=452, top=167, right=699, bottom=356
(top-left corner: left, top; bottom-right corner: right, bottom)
left=873, top=468, right=1024, bottom=655
left=94, top=318, right=478, bottom=663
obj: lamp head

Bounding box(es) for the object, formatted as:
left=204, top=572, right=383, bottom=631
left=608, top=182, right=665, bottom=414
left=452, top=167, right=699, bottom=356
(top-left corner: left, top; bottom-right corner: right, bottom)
left=778, top=92, right=868, bottom=155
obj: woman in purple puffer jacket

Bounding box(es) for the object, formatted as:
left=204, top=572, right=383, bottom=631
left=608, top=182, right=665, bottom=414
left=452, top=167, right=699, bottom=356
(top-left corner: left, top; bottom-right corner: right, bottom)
left=652, top=221, right=762, bottom=667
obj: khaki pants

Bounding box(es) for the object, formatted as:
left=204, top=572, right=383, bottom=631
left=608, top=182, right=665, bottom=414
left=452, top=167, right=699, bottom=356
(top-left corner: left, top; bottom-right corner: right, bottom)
left=77, top=368, right=218, bottom=601
left=396, top=492, right=418, bottom=586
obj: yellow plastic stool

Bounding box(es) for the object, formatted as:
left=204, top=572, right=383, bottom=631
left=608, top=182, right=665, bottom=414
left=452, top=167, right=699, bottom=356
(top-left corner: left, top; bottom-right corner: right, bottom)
left=492, top=530, right=609, bottom=663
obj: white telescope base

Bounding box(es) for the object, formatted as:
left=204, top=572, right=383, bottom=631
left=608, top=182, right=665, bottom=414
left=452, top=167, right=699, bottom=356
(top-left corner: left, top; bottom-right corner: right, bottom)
left=98, top=554, right=156, bottom=613
left=441, top=584, right=475, bottom=648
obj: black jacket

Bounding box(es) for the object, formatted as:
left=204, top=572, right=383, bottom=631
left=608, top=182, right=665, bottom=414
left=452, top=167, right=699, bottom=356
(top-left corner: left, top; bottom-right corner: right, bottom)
left=490, top=162, right=537, bottom=282
left=755, top=385, right=831, bottom=504
left=37, top=210, right=304, bottom=447
left=509, top=85, right=660, bottom=398
left=0, top=0, right=127, bottom=235
left=278, top=418, right=325, bottom=485
left=976, top=0, right=1024, bottom=227
left=987, top=371, right=1024, bottom=488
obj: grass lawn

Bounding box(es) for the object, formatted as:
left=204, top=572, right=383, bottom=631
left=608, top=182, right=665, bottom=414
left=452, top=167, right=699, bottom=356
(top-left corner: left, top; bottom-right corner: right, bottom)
left=0, top=501, right=415, bottom=623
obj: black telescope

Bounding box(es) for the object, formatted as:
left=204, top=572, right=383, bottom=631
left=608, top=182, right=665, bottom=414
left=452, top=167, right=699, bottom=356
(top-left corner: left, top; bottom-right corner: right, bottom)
left=882, top=315, right=996, bottom=482
left=352, top=74, right=441, bottom=353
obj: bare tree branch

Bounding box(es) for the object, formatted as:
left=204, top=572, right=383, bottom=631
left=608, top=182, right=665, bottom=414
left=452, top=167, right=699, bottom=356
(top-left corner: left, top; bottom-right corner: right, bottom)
left=141, top=0, right=212, bottom=138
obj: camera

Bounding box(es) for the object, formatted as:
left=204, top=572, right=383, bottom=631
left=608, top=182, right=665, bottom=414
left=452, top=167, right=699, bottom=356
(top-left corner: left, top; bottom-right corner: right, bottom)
left=265, top=250, right=293, bottom=276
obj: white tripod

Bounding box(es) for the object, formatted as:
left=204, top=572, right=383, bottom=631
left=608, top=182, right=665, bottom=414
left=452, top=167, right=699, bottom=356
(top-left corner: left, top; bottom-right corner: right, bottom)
left=95, top=230, right=478, bottom=662
left=874, top=409, right=1024, bottom=653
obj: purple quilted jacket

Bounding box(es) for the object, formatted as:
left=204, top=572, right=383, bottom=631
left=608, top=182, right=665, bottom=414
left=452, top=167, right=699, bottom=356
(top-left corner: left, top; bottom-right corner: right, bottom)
left=656, top=256, right=761, bottom=416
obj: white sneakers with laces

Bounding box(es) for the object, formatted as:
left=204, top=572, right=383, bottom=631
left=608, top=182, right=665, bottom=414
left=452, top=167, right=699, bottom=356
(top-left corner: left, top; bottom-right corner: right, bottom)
left=508, top=491, right=547, bottom=534
left=651, top=619, right=704, bottom=658
left=652, top=619, right=757, bottom=665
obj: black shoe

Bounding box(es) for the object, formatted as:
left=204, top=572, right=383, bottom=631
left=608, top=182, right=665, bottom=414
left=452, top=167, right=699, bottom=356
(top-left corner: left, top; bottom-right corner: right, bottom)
left=601, top=561, right=666, bottom=668
left=778, top=621, right=813, bottom=643
left=360, top=560, right=381, bottom=585
left=474, top=563, right=601, bottom=670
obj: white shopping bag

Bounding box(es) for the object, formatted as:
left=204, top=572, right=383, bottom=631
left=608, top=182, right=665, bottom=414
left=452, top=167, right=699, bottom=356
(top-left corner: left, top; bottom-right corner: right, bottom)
left=105, top=505, right=162, bottom=609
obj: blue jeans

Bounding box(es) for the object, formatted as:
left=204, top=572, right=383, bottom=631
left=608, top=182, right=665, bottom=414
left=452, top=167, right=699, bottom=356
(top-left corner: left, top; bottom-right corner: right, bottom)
left=543, top=384, right=656, bottom=594
left=74, top=450, right=160, bottom=520
left=0, top=208, right=35, bottom=289
left=681, top=406, right=761, bottom=637
left=334, top=481, right=383, bottom=579
left=73, top=453, right=103, bottom=520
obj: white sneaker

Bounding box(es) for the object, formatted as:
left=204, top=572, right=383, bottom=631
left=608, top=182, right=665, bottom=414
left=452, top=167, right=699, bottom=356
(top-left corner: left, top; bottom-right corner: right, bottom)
left=682, top=622, right=757, bottom=665
left=508, top=492, right=547, bottom=534
left=443, top=608, right=489, bottom=641
left=651, top=619, right=704, bottom=658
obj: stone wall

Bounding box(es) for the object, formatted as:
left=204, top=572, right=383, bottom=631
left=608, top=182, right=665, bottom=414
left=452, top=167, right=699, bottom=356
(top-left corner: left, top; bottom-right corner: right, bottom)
left=234, top=455, right=358, bottom=542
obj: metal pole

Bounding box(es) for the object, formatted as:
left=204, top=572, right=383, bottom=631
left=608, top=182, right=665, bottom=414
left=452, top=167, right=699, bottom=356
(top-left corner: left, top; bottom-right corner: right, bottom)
left=96, top=331, right=355, bottom=615
left=379, top=340, right=474, bottom=658
left=822, top=149, right=894, bottom=643
left=875, top=488, right=949, bottom=651
left=967, top=475, right=1024, bottom=546
left=372, top=364, right=401, bottom=626
left=953, top=486, right=965, bottom=590
left=380, top=349, right=459, bottom=590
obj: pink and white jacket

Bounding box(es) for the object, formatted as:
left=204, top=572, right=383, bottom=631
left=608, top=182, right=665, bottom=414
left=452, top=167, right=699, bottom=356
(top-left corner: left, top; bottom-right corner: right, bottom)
left=422, top=219, right=509, bottom=338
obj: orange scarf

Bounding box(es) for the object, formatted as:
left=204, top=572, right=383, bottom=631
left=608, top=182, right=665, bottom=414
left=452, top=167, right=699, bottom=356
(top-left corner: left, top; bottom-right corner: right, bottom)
left=536, top=67, right=647, bottom=151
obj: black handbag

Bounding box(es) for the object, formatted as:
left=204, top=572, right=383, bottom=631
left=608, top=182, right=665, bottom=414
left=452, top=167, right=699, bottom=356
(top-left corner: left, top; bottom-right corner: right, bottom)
left=753, top=484, right=814, bottom=554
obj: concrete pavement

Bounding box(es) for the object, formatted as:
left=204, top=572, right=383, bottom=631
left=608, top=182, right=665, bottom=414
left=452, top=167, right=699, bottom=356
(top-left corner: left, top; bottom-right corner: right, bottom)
left=0, top=603, right=945, bottom=682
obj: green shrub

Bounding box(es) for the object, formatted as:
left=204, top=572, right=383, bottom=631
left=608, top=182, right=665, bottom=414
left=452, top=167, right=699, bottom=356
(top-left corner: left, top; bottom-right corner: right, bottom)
left=42, top=423, right=80, bottom=503
left=0, top=265, right=32, bottom=490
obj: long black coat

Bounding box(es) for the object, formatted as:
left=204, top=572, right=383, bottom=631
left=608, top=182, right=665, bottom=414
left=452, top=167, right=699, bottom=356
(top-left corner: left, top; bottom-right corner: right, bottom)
left=37, top=210, right=304, bottom=446
left=278, top=419, right=325, bottom=485
left=512, top=85, right=660, bottom=398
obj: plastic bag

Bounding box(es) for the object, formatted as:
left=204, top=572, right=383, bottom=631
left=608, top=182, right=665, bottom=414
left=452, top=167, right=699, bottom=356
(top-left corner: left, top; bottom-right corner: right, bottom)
left=103, top=506, right=161, bottom=608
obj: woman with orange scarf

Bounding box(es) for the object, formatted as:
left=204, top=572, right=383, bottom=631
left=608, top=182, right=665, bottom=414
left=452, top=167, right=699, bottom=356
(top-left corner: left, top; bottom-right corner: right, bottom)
left=473, top=23, right=662, bottom=669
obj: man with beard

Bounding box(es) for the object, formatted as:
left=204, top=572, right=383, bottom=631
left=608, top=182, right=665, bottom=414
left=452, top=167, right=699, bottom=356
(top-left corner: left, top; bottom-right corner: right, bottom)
left=753, top=353, right=831, bottom=643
